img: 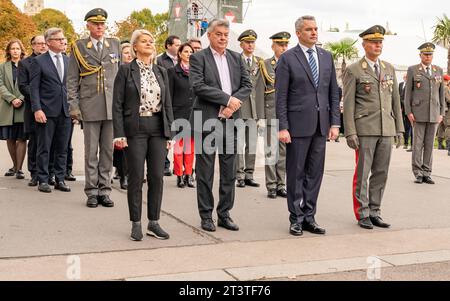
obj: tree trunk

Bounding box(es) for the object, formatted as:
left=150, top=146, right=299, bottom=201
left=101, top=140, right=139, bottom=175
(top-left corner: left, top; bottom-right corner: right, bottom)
left=447, top=47, right=450, bottom=73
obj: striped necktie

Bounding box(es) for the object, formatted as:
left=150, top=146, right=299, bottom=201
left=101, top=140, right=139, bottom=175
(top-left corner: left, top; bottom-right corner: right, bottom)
left=307, top=48, right=319, bottom=87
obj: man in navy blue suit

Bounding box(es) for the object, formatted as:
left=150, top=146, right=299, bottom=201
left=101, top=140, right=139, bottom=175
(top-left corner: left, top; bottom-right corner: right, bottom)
left=276, top=16, right=340, bottom=236
left=30, top=28, right=71, bottom=193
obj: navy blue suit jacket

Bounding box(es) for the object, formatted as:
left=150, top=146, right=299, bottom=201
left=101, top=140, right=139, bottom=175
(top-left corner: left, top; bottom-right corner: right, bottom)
left=275, top=44, right=340, bottom=137
left=30, top=52, right=69, bottom=118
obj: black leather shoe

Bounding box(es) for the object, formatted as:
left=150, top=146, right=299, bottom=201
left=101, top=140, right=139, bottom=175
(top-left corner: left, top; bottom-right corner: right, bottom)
left=414, top=176, right=423, bottom=184
left=177, top=176, right=186, bottom=188
left=358, top=217, right=374, bottom=230
left=28, top=177, right=38, bottom=187
left=86, top=196, right=98, bottom=208
left=38, top=183, right=52, bottom=193
left=201, top=218, right=216, bottom=232
left=120, top=176, right=128, bottom=190
left=185, top=175, right=195, bottom=188
left=65, top=172, right=76, bottom=181
left=236, top=180, right=246, bottom=188
left=218, top=217, right=239, bottom=231
left=55, top=181, right=71, bottom=192
left=244, top=179, right=260, bottom=187
left=267, top=189, right=277, bottom=199
left=15, top=170, right=25, bottom=179
left=130, top=222, right=143, bottom=241
left=370, top=216, right=391, bottom=228
left=277, top=188, right=288, bottom=198
left=423, top=176, right=435, bottom=185
left=98, top=195, right=114, bottom=208
left=164, top=168, right=172, bottom=177
left=147, top=222, right=170, bottom=240
left=303, top=221, right=326, bottom=235
left=48, top=177, right=56, bottom=186
left=4, top=168, right=15, bottom=177
left=289, top=223, right=303, bottom=236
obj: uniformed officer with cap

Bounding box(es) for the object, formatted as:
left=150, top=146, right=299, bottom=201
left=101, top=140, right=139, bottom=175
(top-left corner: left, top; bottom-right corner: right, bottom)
left=236, top=29, right=265, bottom=188
left=343, top=25, right=404, bottom=230
left=68, top=8, right=121, bottom=208
left=404, top=42, right=445, bottom=184
left=260, top=31, right=291, bottom=199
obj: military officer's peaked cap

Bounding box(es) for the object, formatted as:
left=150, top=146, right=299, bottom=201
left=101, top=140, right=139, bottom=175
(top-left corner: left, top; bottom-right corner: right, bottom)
left=418, top=42, right=435, bottom=54
left=269, top=32, right=291, bottom=44
left=85, top=8, right=108, bottom=23
left=238, top=29, right=258, bottom=42
left=359, top=25, right=386, bottom=41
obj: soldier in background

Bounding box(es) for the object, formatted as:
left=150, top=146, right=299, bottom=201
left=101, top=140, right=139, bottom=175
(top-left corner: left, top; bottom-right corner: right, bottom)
left=404, top=43, right=445, bottom=185
left=260, top=31, right=290, bottom=199
left=68, top=8, right=120, bottom=208
left=443, top=74, right=450, bottom=156
left=399, top=73, right=413, bottom=152
left=236, top=30, right=265, bottom=189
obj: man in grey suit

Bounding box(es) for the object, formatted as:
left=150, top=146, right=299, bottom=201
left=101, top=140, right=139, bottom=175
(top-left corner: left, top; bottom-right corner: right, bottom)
left=276, top=16, right=340, bottom=236
left=189, top=19, right=252, bottom=232
left=404, top=43, right=445, bottom=185
left=236, top=29, right=265, bottom=188
left=68, top=8, right=120, bottom=208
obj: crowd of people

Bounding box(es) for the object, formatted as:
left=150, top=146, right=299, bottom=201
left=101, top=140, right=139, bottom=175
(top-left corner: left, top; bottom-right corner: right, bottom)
left=1, top=8, right=449, bottom=241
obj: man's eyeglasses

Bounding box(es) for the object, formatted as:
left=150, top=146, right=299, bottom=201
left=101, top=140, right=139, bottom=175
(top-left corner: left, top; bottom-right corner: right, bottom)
left=32, top=42, right=46, bottom=46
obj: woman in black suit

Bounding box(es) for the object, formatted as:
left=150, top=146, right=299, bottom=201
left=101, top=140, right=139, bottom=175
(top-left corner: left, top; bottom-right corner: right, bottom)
left=113, top=29, right=174, bottom=242
left=167, top=43, right=196, bottom=189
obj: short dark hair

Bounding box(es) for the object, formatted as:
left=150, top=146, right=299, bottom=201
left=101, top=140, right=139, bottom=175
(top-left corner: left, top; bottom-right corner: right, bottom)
left=177, top=43, right=194, bottom=62
left=165, top=35, right=180, bottom=49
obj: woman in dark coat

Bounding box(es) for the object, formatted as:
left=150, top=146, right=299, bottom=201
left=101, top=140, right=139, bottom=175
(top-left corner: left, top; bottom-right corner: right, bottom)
left=167, top=43, right=196, bottom=189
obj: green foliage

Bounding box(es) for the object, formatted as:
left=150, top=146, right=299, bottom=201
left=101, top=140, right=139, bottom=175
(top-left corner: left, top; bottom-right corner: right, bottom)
left=32, top=8, right=77, bottom=45
left=432, top=14, right=450, bottom=72
left=324, top=38, right=359, bottom=72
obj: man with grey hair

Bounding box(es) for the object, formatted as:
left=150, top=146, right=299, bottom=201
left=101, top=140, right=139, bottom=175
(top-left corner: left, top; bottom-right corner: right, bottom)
left=276, top=16, right=340, bottom=236
left=190, top=19, right=252, bottom=232
left=68, top=8, right=120, bottom=208
left=30, top=28, right=72, bottom=193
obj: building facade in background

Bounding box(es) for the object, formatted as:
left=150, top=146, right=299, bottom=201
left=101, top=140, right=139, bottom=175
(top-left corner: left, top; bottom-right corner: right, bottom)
left=24, top=0, right=44, bottom=16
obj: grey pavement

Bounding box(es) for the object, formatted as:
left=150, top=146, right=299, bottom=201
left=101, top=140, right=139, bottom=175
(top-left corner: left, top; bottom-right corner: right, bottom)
left=0, top=126, right=450, bottom=280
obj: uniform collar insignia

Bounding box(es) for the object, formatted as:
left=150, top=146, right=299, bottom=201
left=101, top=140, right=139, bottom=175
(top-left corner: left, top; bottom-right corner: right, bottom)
left=87, top=41, right=93, bottom=49
left=381, top=61, right=386, bottom=69
left=104, top=39, right=110, bottom=48
left=362, top=61, right=368, bottom=69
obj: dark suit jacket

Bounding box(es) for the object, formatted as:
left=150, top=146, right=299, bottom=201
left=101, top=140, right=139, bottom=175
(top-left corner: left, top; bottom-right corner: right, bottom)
left=30, top=52, right=69, bottom=118
left=157, top=52, right=175, bottom=70
left=168, top=64, right=195, bottom=121
left=189, top=47, right=252, bottom=129
left=399, top=82, right=406, bottom=113
left=18, top=53, right=37, bottom=133
left=276, top=45, right=340, bottom=137
left=113, top=59, right=174, bottom=139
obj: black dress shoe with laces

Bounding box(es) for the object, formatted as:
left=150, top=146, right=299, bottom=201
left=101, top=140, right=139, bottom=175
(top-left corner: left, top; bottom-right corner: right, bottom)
left=267, top=189, right=277, bottom=199
left=65, top=172, right=76, bottom=181
left=358, top=217, right=374, bottom=230
left=185, top=175, right=195, bottom=188
left=289, top=223, right=303, bottom=236
left=370, top=216, right=391, bottom=228
left=244, top=179, right=260, bottom=187
left=201, top=219, right=216, bottom=232
left=147, top=222, right=170, bottom=240
left=303, top=221, right=326, bottom=235
left=130, top=222, right=143, bottom=241
left=236, top=180, right=246, bottom=188
left=86, top=196, right=98, bottom=208
left=55, top=181, right=71, bottom=192
left=414, top=176, right=423, bottom=184
left=218, top=217, right=239, bottom=231
left=98, top=195, right=114, bottom=207
left=38, top=183, right=52, bottom=193
left=423, top=176, right=435, bottom=185
left=48, top=177, right=56, bottom=186
left=28, top=177, right=38, bottom=187
left=277, top=188, right=288, bottom=198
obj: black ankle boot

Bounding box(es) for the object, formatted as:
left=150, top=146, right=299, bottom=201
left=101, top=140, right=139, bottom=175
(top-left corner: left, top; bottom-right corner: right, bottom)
left=177, top=176, right=186, bottom=188
left=185, top=175, right=195, bottom=188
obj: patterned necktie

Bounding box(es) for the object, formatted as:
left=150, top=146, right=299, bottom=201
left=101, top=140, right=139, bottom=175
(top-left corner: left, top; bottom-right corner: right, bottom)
left=55, top=54, right=63, bottom=82
left=307, top=48, right=319, bottom=87
left=247, top=57, right=252, bottom=68
left=374, top=63, right=380, bottom=80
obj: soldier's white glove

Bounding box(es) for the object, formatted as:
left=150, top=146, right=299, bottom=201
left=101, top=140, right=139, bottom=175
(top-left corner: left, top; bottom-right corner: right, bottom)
left=346, top=135, right=359, bottom=150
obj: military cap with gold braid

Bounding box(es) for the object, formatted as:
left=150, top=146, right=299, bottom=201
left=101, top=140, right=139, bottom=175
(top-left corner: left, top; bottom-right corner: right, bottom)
left=85, top=8, right=108, bottom=23
left=418, top=42, right=435, bottom=54
left=359, top=25, right=386, bottom=41
left=270, top=31, right=291, bottom=44
left=238, top=29, right=258, bottom=42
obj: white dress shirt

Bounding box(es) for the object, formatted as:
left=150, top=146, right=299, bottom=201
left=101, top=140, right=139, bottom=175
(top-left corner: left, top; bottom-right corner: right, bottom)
left=210, top=47, right=232, bottom=96
left=364, top=56, right=381, bottom=74
left=48, top=49, right=64, bottom=79
left=299, top=43, right=320, bottom=75
left=166, top=52, right=178, bottom=66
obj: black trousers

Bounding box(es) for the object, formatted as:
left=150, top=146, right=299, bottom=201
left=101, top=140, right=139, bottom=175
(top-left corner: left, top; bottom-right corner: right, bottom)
left=286, top=124, right=326, bottom=225
left=36, top=114, right=71, bottom=184
left=195, top=120, right=237, bottom=220
left=113, top=149, right=128, bottom=178
left=126, top=116, right=167, bottom=222
left=403, top=114, right=413, bottom=146
left=66, top=122, right=74, bottom=173
left=27, top=132, right=37, bottom=179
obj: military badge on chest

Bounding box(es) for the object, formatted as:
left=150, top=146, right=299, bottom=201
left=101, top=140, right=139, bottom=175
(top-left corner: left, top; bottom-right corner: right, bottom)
left=415, top=74, right=423, bottom=89
left=109, top=53, right=119, bottom=64
left=382, top=74, right=394, bottom=92
left=360, top=74, right=373, bottom=94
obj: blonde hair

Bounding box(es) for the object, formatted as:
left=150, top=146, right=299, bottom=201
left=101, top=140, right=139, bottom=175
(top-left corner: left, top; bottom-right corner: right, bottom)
left=130, top=29, right=156, bottom=59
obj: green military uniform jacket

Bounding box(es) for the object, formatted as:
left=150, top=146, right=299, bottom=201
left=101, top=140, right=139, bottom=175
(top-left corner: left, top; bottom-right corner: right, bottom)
left=0, top=61, right=24, bottom=126
left=445, top=85, right=450, bottom=124
left=404, top=64, right=445, bottom=123
left=261, top=56, right=278, bottom=125
left=67, top=37, right=121, bottom=122
left=240, top=55, right=265, bottom=120
left=343, top=58, right=404, bottom=137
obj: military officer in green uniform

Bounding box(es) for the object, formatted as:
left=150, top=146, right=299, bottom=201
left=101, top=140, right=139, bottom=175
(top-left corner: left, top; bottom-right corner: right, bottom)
left=68, top=8, right=121, bottom=208
left=343, top=25, right=404, bottom=230
left=236, top=30, right=265, bottom=188
left=260, top=32, right=290, bottom=199
left=404, top=43, right=445, bottom=185
left=444, top=74, right=450, bottom=156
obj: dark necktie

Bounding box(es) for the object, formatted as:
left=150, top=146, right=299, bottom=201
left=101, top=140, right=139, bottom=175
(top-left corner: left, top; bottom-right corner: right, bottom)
left=374, top=63, right=380, bottom=80
left=307, top=48, right=319, bottom=87
left=247, top=57, right=252, bottom=68
left=426, top=66, right=431, bottom=76
left=97, top=41, right=103, bottom=56
left=55, top=54, right=63, bottom=82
